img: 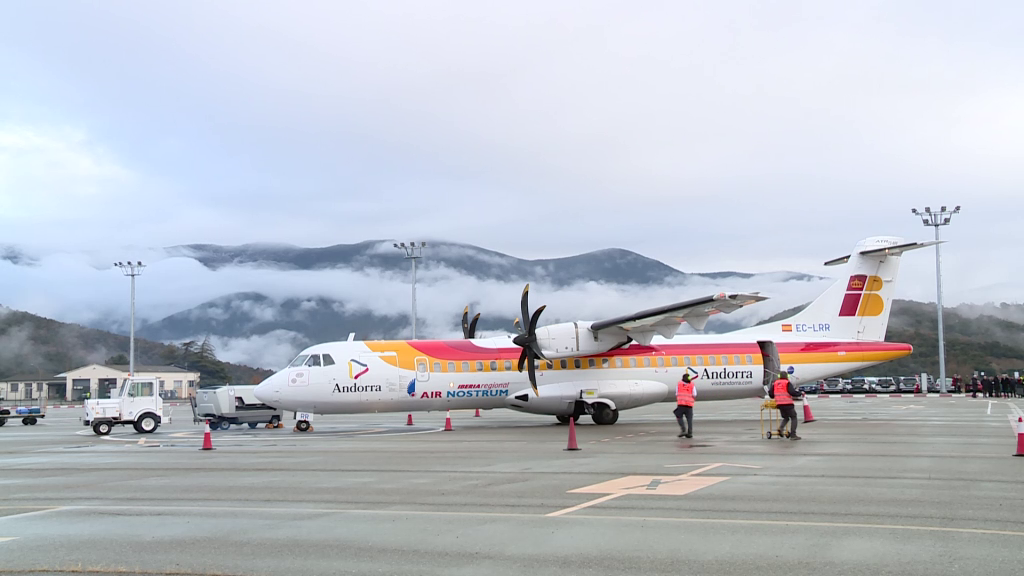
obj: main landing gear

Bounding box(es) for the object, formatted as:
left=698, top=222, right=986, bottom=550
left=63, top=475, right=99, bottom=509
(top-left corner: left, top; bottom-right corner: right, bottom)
left=557, top=402, right=619, bottom=425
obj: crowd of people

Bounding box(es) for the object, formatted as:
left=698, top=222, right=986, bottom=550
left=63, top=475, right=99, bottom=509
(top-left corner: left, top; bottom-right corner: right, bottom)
left=966, top=374, right=1024, bottom=398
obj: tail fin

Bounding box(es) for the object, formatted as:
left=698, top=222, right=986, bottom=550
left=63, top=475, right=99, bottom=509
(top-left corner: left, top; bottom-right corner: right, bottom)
left=740, top=236, right=939, bottom=341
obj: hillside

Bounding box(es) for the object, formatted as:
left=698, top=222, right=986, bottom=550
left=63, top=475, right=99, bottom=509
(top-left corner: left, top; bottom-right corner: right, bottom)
left=0, top=306, right=273, bottom=385
left=763, top=300, right=1024, bottom=377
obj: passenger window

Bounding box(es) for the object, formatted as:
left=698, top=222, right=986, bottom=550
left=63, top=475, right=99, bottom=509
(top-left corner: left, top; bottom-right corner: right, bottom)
left=709, top=356, right=716, bottom=366
left=322, top=354, right=336, bottom=366
left=733, top=355, right=741, bottom=365
left=433, top=362, right=441, bottom=372
left=588, top=359, right=596, bottom=368
left=746, top=355, right=753, bottom=365
left=490, top=361, right=497, bottom=371
left=644, top=358, right=651, bottom=367
left=657, top=357, right=664, bottom=367
left=476, top=361, right=483, bottom=372
left=574, top=359, right=582, bottom=369
left=505, top=360, right=512, bottom=371
left=448, top=362, right=455, bottom=372
left=461, top=362, right=469, bottom=372
left=560, top=359, right=567, bottom=370
left=630, top=358, right=637, bottom=368
left=306, top=355, right=322, bottom=367
left=721, top=356, right=728, bottom=365
left=697, top=357, right=704, bottom=366
left=546, top=361, right=553, bottom=370
left=602, top=358, right=609, bottom=368
left=670, top=357, right=678, bottom=367
left=684, top=356, right=691, bottom=366
left=615, top=358, right=623, bottom=368
left=417, top=360, right=427, bottom=373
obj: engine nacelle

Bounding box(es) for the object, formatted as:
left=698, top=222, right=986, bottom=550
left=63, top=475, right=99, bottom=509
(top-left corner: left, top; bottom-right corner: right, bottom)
left=535, top=321, right=626, bottom=359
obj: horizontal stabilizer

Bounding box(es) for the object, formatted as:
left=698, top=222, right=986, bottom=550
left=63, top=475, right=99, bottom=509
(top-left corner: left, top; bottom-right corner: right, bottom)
left=824, top=240, right=943, bottom=266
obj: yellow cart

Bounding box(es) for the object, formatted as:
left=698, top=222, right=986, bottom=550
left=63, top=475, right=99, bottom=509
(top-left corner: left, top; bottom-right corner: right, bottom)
left=760, top=399, right=790, bottom=439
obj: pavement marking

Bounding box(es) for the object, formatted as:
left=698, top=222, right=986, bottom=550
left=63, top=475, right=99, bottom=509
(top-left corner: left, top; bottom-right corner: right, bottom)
left=19, top=505, right=1024, bottom=538
left=0, top=507, right=65, bottom=521
left=547, top=462, right=752, bottom=517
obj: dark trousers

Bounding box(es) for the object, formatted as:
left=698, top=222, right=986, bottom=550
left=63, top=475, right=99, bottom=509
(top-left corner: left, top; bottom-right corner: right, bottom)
left=674, top=405, right=693, bottom=434
left=779, top=404, right=798, bottom=435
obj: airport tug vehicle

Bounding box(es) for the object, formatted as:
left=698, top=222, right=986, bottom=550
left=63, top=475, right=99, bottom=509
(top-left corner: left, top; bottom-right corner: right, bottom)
left=83, top=377, right=164, bottom=435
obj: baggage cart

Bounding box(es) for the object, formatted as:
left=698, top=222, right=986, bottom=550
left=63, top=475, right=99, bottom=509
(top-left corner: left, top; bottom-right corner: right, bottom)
left=760, top=399, right=790, bottom=439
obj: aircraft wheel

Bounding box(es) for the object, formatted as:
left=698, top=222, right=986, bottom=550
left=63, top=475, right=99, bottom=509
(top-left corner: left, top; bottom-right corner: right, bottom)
left=296, top=420, right=311, bottom=432
left=555, top=415, right=580, bottom=424
left=269, top=416, right=281, bottom=427
left=591, top=403, right=617, bottom=425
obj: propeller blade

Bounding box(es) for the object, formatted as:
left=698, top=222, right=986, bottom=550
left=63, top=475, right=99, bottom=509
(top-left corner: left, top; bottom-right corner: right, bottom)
left=461, top=306, right=470, bottom=339
left=517, top=348, right=528, bottom=373
left=513, top=317, right=522, bottom=334
left=527, top=304, right=546, bottom=336
left=520, top=284, right=530, bottom=331
left=527, top=352, right=538, bottom=396
left=468, top=313, right=480, bottom=339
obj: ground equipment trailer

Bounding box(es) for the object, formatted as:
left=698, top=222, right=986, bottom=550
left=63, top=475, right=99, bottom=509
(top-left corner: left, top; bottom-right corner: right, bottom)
left=83, top=377, right=165, bottom=435
left=0, top=405, right=46, bottom=427
left=190, top=385, right=283, bottom=430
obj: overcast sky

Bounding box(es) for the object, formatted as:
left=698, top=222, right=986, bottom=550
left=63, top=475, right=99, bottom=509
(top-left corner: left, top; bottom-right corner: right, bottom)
left=1, top=1, right=1021, bottom=299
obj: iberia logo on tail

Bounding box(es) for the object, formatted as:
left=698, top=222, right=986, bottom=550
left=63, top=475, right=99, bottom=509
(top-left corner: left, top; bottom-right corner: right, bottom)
left=839, top=274, right=885, bottom=317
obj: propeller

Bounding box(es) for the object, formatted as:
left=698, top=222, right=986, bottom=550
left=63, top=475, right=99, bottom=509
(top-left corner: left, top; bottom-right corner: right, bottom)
left=511, top=284, right=546, bottom=396
left=461, top=306, right=481, bottom=339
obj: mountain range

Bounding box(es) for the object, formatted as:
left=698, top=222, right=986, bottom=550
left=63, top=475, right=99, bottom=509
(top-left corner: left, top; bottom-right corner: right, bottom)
left=3, top=239, right=1022, bottom=373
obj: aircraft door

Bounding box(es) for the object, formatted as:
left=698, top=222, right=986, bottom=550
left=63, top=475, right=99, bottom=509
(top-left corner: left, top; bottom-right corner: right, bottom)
left=757, top=341, right=781, bottom=390
left=359, top=353, right=401, bottom=402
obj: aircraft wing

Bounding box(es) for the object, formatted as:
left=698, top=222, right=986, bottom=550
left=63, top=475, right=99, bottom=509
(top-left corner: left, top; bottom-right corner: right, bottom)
left=589, top=292, right=767, bottom=345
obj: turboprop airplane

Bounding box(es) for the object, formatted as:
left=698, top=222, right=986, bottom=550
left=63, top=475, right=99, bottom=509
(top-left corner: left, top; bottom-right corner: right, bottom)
left=254, top=236, right=935, bottom=431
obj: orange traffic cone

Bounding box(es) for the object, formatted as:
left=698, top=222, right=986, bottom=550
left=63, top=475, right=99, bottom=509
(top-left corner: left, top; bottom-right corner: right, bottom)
left=565, top=417, right=580, bottom=451
left=1014, top=417, right=1024, bottom=457
left=444, top=410, right=453, bottom=431
left=802, top=395, right=816, bottom=423
left=200, top=420, right=214, bottom=451
left=406, top=413, right=414, bottom=426
left=474, top=408, right=481, bottom=417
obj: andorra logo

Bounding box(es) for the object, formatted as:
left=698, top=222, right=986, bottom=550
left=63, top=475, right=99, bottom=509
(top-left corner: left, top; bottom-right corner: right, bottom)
left=348, top=359, right=369, bottom=380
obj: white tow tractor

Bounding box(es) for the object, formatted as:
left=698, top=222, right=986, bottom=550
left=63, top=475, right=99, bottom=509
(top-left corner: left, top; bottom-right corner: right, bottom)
left=83, top=377, right=163, bottom=436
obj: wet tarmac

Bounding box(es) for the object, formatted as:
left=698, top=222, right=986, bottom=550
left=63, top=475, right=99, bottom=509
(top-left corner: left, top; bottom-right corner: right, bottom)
left=1, top=396, right=1022, bottom=575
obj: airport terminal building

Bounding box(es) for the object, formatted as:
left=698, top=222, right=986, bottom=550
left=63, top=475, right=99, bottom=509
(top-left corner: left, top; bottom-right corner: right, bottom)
left=0, top=364, right=200, bottom=403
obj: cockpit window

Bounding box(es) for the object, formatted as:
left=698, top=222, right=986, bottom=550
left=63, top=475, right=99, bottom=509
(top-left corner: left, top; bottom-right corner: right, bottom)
left=322, top=354, right=336, bottom=366
left=289, top=354, right=309, bottom=368
left=305, top=354, right=322, bottom=367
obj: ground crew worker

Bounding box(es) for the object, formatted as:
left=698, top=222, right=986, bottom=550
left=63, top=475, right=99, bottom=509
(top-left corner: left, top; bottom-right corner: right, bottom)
left=768, top=372, right=802, bottom=440
left=674, top=373, right=698, bottom=438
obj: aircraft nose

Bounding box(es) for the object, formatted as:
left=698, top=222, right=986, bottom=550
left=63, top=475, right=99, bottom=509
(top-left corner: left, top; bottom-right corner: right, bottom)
left=254, top=372, right=282, bottom=405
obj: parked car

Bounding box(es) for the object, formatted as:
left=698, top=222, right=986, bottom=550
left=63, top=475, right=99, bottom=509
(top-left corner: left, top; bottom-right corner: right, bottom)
left=897, top=376, right=919, bottom=393
left=798, top=381, right=821, bottom=395
left=872, top=377, right=896, bottom=393
left=822, top=378, right=846, bottom=394
left=847, top=377, right=871, bottom=393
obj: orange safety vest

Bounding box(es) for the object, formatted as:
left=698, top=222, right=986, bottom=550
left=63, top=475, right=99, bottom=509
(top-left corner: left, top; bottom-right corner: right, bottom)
left=676, top=381, right=695, bottom=406
left=773, top=379, right=793, bottom=405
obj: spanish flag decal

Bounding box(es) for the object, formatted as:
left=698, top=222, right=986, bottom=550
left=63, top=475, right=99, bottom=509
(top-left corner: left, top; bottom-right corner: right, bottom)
left=781, top=324, right=793, bottom=332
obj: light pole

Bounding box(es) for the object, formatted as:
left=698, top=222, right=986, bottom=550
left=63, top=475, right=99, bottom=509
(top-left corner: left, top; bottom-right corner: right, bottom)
left=115, top=261, right=146, bottom=377
left=393, top=242, right=426, bottom=339
left=910, top=206, right=960, bottom=393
